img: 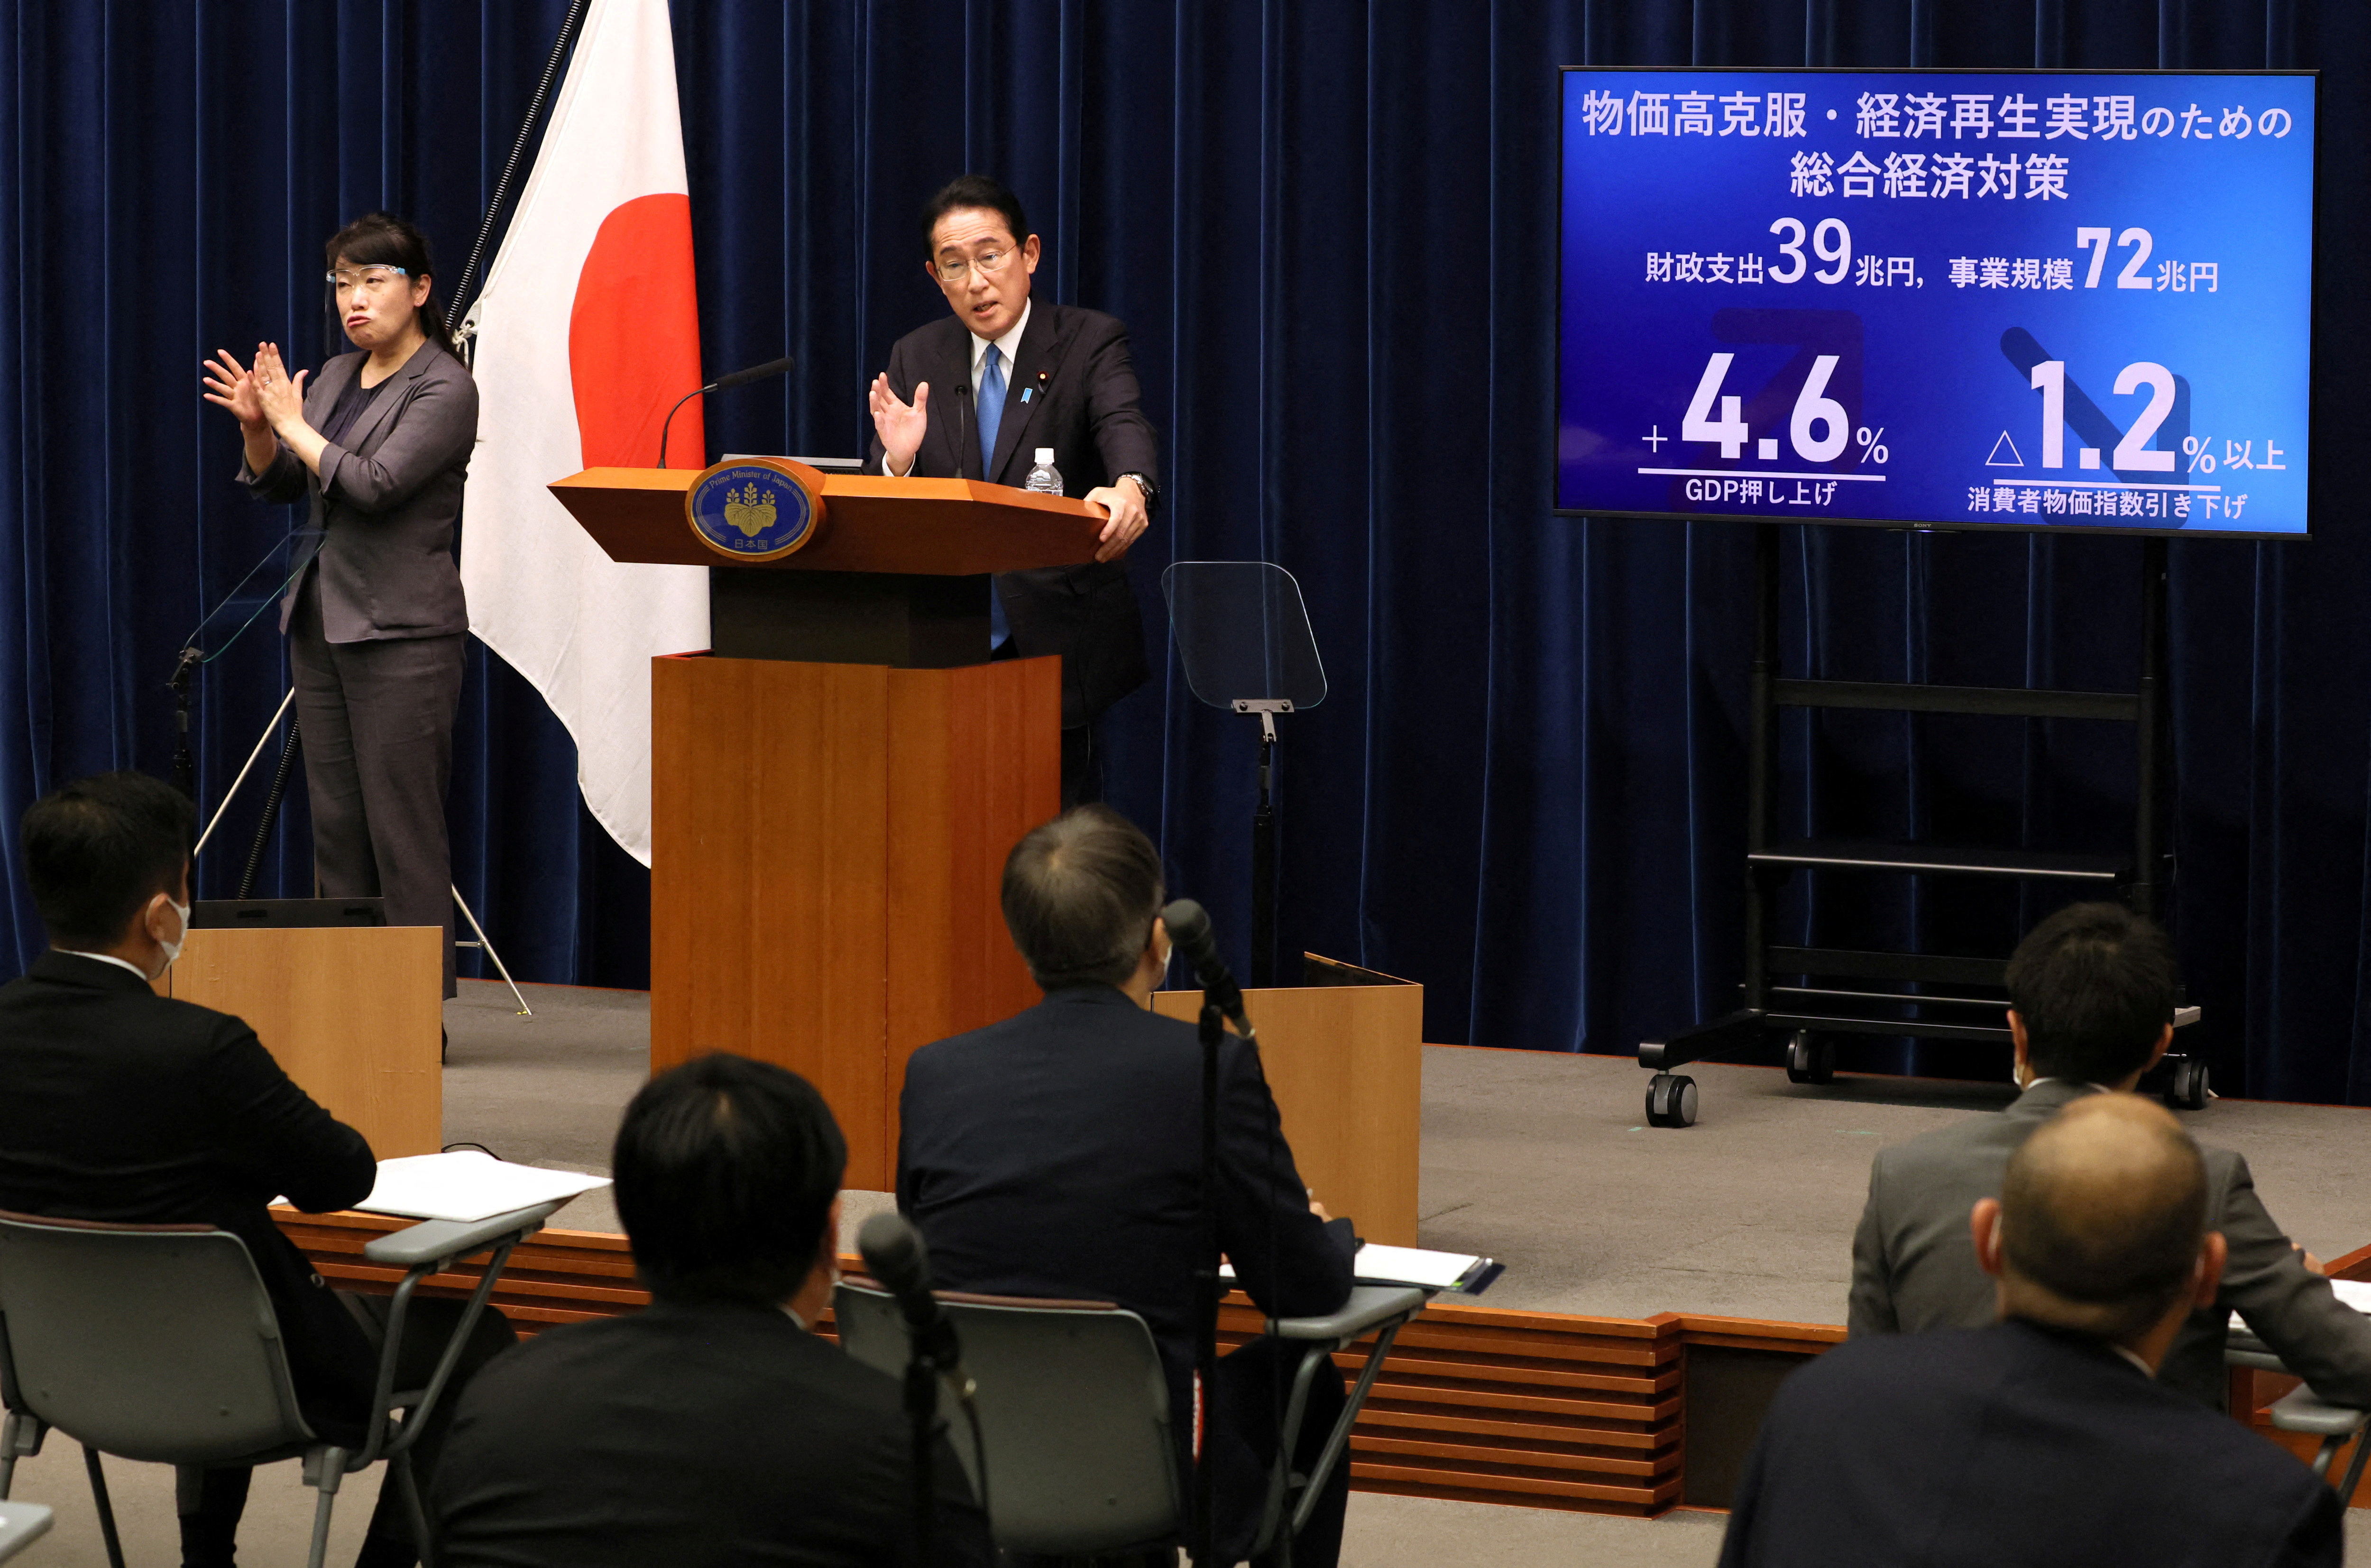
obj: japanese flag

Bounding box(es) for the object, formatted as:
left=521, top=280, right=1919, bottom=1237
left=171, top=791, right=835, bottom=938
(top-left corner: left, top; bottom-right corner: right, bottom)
left=458, top=0, right=705, bottom=865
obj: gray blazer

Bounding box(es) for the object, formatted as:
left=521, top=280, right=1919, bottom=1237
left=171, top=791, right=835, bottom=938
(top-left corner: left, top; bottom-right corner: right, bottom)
left=1848, top=1077, right=2371, bottom=1410
left=243, top=342, right=476, bottom=642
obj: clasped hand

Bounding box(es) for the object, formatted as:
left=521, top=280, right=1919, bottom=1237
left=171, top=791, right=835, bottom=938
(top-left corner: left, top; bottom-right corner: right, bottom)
left=201, top=342, right=308, bottom=434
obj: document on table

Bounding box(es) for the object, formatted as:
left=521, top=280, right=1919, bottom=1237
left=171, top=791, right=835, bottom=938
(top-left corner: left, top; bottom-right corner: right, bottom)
left=353, top=1152, right=610, bottom=1223
left=2231, top=1275, right=2371, bottom=1333
left=1222, top=1243, right=1501, bottom=1295
left=1353, top=1243, right=1498, bottom=1293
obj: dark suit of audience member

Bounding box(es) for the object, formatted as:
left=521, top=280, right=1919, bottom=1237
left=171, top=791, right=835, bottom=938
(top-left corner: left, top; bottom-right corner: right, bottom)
left=868, top=176, right=1158, bottom=804
left=0, top=950, right=379, bottom=1417
left=1847, top=904, right=2371, bottom=1411
left=436, top=1053, right=989, bottom=1568
left=1725, top=1320, right=2340, bottom=1568
left=1850, top=1075, right=2371, bottom=1410
left=1729, top=1093, right=2340, bottom=1568
left=211, top=214, right=476, bottom=996
left=899, top=807, right=1356, bottom=1565
left=0, top=771, right=511, bottom=1568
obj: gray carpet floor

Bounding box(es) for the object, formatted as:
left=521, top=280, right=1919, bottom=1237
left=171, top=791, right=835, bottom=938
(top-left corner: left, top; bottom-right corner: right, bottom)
left=16, top=979, right=2371, bottom=1566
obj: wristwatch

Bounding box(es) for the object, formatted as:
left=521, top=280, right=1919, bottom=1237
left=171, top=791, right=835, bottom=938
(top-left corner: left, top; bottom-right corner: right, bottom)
left=1117, top=472, right=1159, bottom=513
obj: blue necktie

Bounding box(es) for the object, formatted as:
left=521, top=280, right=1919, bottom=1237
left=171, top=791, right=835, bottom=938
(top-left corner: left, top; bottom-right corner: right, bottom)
left=977, top=343, right=1006, bottom=475
left=976, top=345, right=1011, bottom=649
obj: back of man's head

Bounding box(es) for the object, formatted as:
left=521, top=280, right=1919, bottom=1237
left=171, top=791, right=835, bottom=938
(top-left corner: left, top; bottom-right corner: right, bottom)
left=612, top=1053, right=846, bottom=1306
left=22, top=770, right=195, bottom=950
left=1001, top=805, right=1164, bottom=990
left=1998, top=1094, right=2207, bottom=1343
left=2004, top=901, right=2178, bottom=1084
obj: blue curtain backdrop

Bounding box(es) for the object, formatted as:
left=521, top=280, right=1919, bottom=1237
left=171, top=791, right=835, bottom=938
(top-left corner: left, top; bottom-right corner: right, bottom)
left=2, top=0, right=2367, bottom=1100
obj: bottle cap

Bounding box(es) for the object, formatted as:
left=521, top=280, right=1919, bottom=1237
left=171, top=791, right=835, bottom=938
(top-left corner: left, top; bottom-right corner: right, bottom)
left=1035, top=448, right=1054, bottom=463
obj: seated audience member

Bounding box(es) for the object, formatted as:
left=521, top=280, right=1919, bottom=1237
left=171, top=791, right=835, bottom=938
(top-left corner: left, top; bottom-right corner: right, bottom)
left=1726, top=1096, right=2341, bottom=1568
left=898, top=806, right=1358, bottom=1567
left=0, top=771, right=513, bottom=1568
left=1848, top=900, right=2371, bottom=1410
left=432, top=1053, right=989, bottom=1567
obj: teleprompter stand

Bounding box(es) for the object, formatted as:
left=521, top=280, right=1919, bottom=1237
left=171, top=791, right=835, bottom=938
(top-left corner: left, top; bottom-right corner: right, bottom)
left=1162, top=562, right=1329, bottom=989
left=1637, top=523, right=2203, bottom=1128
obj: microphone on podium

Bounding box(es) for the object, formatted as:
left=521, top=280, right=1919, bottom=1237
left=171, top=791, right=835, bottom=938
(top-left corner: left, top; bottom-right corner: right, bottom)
left=654, top=354, right=796, bottom=468
left=711, top=355, right=796, bottom=391
left=1162, top=899, right=1255, bottom=1041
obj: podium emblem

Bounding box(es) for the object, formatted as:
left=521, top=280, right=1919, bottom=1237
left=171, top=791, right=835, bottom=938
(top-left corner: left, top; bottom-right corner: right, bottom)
left=685, top=458, right=825, bottom=561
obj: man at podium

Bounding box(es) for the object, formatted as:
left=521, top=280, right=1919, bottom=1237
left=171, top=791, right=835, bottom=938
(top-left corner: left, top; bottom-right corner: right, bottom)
left=867, top=174, right=1158, bottom=805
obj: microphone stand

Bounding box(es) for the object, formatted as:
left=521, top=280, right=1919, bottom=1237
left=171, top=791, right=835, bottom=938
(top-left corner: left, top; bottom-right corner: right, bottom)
left=236, top=717, right=303, bottom=899
left=1193, top=995, right=1222, bottom=1568
left=168, top=647, right=202, bottom=798
left=904, top=1348, right=936, bottom=1567
left=654, top=357, right=798, bottom=468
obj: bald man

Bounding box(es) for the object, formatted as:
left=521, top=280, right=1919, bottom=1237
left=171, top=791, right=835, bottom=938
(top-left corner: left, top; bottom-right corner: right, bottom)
left=1722, top=1097, right=2341, bottom=1568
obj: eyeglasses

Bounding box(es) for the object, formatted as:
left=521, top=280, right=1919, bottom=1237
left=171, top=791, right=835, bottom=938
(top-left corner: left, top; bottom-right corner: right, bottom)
left=327, top=266, right=410, bottom=294
left=931, top=248, right=1015, bottom=284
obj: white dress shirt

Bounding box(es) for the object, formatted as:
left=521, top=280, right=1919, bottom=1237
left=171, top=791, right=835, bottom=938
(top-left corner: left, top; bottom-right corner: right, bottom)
left=56, top=948, right=150, bottom=981
left=882, top=298, right=1033, bottom=477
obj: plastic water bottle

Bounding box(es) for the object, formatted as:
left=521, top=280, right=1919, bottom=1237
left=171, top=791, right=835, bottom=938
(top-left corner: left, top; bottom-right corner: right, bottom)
left=1024, top=448, right=1063, bottom=496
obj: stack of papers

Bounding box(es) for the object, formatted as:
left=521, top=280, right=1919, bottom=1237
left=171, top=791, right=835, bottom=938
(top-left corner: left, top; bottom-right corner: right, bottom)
left=1222, top=1243, right=1500, bottom=1295
left=1353, top=1243, right=1497, bottom=1293
left=354, top=1152, right=610, bottom=1223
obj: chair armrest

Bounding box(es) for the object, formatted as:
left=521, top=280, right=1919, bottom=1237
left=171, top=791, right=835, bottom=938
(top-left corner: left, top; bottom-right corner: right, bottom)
left=362, top=1202, right=563, bottom=1270
left=2268, top=1385, right=2371, bottom=1438
left=1268, top=1285, right=1429, bottom=1343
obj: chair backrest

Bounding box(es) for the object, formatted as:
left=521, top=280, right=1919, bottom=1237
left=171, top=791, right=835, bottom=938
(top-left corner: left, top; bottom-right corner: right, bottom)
left=834, top=1279, right=1181, bottom=1555
left=0, top=1211, right=312, bottom=1464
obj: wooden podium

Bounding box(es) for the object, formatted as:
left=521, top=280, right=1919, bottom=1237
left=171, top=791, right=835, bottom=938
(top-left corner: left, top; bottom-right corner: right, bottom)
left=552, top=466, right=1100, bottom=1188
left=160, top=926, right=443, bottom=1156
left=1152, top=956, right=1424, bottom=1246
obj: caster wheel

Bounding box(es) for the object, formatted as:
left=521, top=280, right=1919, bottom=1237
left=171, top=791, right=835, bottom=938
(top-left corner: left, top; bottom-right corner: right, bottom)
left=1784, top=1030, right=1835, bottom=1085
left=1645, top=1073, right=1699, bottom=1128
left=2167, top=1059, right=2210, bottom=1111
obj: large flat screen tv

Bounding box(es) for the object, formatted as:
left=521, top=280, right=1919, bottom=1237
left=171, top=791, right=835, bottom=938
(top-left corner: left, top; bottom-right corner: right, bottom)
left=1556, top=68, right=2315, bottom=537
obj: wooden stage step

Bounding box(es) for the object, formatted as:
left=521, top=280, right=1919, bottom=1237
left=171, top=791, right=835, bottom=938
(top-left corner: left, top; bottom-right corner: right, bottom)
left=275, top=1210, right=2371, bottom=1517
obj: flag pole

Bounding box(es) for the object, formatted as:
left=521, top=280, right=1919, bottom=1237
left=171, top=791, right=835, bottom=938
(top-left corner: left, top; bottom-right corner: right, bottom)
left=450, top=0, right=595, bottom=357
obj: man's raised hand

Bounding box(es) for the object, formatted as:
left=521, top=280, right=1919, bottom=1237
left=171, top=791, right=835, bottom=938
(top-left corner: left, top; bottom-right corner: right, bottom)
left=869, top=373, right=928, bottom=477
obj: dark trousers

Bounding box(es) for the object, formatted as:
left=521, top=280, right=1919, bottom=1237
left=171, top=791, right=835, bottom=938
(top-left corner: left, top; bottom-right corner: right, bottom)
left=289, top=575, right=465, bottom=996
left=1061, top=722, right=1099, bottom=808
left=1208, top=1337, right=1350, bottom=1568
left=177, top=1297, right=516, bottom=1568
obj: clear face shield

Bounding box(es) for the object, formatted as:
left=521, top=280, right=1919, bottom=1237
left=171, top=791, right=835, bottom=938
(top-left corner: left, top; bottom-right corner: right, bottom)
left=322, top=263, right=411, bottom=349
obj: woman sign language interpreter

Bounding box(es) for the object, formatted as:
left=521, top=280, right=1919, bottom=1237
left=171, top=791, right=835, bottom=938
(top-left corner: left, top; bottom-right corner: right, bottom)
left=200, top=212, right=479, bottom=1008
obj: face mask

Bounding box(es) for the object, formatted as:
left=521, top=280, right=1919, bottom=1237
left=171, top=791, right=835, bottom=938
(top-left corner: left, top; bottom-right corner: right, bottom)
left=154, top=895, right=191, bottom=977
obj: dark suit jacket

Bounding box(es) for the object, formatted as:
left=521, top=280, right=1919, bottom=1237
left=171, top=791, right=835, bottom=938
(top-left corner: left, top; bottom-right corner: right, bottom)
left=1848, top=1078, right=2371, bottom=1410
left=897, top=985, right=1356, bottom=1440
left=867, top=303, right=1156, bottom=726
left=432, top=1297, right=989, bottom=1568
left=0, top=951, right=380, bottom=1433
left=244, top=340, right=478, bottom=643
left=1719, top=1320, right=2341, bottom=1568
